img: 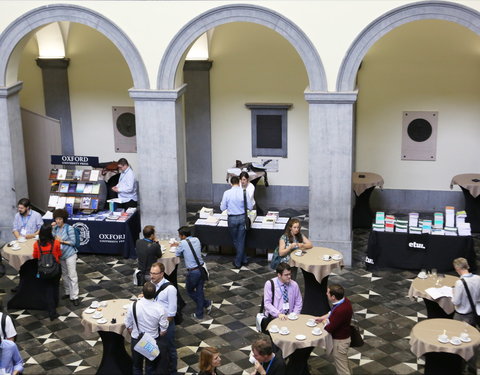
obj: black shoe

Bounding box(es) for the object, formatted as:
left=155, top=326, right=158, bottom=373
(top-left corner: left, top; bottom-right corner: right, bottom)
left=232, top=261, right=240, bottom=269
left=61, top=295, right=70, bottom=300
left=72, top=299, right=80, bottom=306
left=10, top=287, right=17, bottom=293
left=49, top=313, right=59, bottom=321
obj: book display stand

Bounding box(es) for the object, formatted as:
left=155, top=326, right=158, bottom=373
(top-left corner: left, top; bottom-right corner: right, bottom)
left=48, top=167, right=107, bottom=214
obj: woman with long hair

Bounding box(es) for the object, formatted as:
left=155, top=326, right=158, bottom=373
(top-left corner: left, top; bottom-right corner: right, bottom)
left=277, top=218, right=312, bottom=278
left=32, top=223, right=62, bottom=320
left=198, top=347, right=221, bottom=375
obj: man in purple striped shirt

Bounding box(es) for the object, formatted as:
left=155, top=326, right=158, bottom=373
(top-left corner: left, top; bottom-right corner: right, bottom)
left=264, top=263, right=302, bottom=320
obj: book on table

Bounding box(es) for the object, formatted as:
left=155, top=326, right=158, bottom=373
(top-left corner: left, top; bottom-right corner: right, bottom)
left=76, top=183, right=86, bottom=193
left=68, top=183, right=77, bottom=193
left=59, top=182, right=70, bottom=193
left=89, top=169, right=100, bottom=181
left=57, top=169, right=67, bottom=180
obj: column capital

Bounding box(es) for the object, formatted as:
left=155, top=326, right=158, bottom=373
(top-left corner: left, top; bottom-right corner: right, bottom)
left=36, top=58, right=70, bottom=69
left=129, top=85, right=187, bottom=101
left=304, top=91, right=357, bottom=104
left=183, top=60, right=213, bottom=71
left=0, top=82, right=23, bottom=98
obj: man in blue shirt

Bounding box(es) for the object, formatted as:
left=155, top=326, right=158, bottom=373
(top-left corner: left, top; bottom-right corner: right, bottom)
left=112, top=158, right=138, bottom=209
left=172, top=226, right=212, bottom=321
left=12, top=198, right=43, bottom=240
left=0, top=338, right=24, bottom=375
left=220, top=176, right=253, bottom=268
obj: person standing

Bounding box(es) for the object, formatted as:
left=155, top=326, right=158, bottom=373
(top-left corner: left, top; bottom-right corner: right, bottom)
left=125, top=282, right=169, bottom=375
left=12, top=198, right=43, bottom=240
left=150, top=262, right=178, bottom=375
left=315, top=284, right=353, bottom=375
left=52, top=208, right=79, bottom=306
left=0, top=339, right=23, bottom=375
left=112, top=158, right=138, bottom=209
left=220, top=176, right=253, bottom=269
left=32, top=223, right=62, bottom=321
left=452, top=257, right=480, bottom=326
left=136, top=225, right=162, bottom=285
left=239, top=171, right=256, bottom=208
left=250, top=334, right=286, bottom=375
left=172, top=226, right=212, bottom=321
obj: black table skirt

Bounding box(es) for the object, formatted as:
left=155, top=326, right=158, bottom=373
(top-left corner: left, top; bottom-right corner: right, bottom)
left=461, top=187, right=480, bottom=233
left=424, top=352, right=462, bottom=375
left=423, top=299, right=454, bottom=319
left=352, top=186, right=375, bottom=229
left=366, top=231, right=476, bottom=273
left=300, top=271, right=330, bottom=317
left=8, top=259, right=59, bottom=310
left=194, top=224, right=285, bottom=249
left=97, top=331, right=132, bottom=375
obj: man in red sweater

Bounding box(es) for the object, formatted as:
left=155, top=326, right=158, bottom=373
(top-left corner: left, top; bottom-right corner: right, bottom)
left=315, top=284, right=352, bottom=374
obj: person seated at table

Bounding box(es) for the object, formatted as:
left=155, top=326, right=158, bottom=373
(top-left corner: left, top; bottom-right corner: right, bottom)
left=136, top=225, right=162, bottom=285
left=52, top=208, right=79, bottom=306
left=315, top=284, right=353, bottom=375
left=0, top=338, right=23, bottom=375
left=198, top=347, right=221, bottom=375
left=277, top=218, right=312, bottom=279
left=12, top=197, right=43, bottom=240
left=250, top=334, right=286, bottom=375
left=125, top=281, right=169, bottom=375
left=264, top=263, right=302, bottom=323
left=32, top=223, right=62, bottom=321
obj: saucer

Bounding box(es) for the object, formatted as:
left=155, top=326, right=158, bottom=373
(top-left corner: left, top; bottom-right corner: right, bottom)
left=269, top=328, right=279, bottom=333
left=288, top=315, right=299, bottom=320
left=279, top=330, right=290, bottom=335
left=92, top=313, right=103, bottom=319
left=460, top=336, right=472, bottom=343
left=331, top=255, right=342, bottom=260
left=11, top=246, right=21, bottom=251
left=450, top=339, right=462, bottom=346
left=417, top=273, right=428, bottom=279
left=84, top=308, right=96, bottom=314
left=295, top=334, right=306, bottom=341
left=90, top=301, right=100, bottom=308
left=97, top=318, right=108, bottom=324
left=437, top=336, right=449, bottom=343
left=17, top=238, right=27, bottom=243
left=311, top=330, right=322, bottom=336
left=306, top=322, right=317, bottom=327
left=294, top=250, right=302, bottom=256
left=322, top=256, right=331, bottom=261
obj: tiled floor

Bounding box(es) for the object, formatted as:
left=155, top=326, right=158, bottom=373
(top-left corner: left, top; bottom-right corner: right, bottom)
left=2, top=209, right=479, bottom=374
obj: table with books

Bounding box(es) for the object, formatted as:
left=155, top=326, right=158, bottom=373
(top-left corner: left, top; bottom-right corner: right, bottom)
left=1, top=239, right=56, bottom=310
left=288, top=247, right=344, bottom=316
left=410, top=318, right=480, bottom=375
left=352, top=172, right=384, bottom=229
left=451, top=173, right=480, bottom=232
left=407, top=273, right=457, bottom=319
left=267, top=314, right=333, bottom=375
left=81, top=298, right=132, bottom=375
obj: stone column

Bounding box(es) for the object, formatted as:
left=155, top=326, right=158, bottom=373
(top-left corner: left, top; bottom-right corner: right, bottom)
left=183, top=61, right=213, bottom=205
left=36, top=58, right=74, bottom=154
left=129, top=87, right=187, bottom=237
left=305, top=91, right=357, bottom=266
left=0, top=82, right=28, bottom=241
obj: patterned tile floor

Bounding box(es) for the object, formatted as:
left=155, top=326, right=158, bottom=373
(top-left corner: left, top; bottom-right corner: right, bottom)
left=2, top=209, right=479, bottom=374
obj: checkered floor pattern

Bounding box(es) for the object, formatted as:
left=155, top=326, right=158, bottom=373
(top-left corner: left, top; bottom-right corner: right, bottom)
left=2, top=209, right=479, bottom=374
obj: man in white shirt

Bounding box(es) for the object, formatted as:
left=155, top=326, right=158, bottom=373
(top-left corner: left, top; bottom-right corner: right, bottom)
left=0, top=312, right=16, bottom=341
left=125, top=282, right=169, bottom=374
left=150, top=262, right=178, bottom=374
left=112, top=158, right=138, bottom=209
left=452, top=257, right=480, bottom=326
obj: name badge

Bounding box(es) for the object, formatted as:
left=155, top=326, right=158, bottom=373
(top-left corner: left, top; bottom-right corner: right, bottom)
left=282, top=302, right=289, bottom=310
left=20, top=228, right=27, bottom=236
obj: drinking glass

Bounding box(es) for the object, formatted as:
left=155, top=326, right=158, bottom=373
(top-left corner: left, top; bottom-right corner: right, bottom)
left=431, top=268, right=437, bottom=277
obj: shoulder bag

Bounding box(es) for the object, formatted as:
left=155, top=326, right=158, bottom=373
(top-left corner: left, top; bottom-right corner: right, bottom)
left=132, top=301, right=160, bottom=361
left=349, top=312, right=364, bottom=347
left=186, top=238, right=209, bottom=281
left=461, top=278, right=480, bottom=326
left=243, top=189, right=251, bottom=230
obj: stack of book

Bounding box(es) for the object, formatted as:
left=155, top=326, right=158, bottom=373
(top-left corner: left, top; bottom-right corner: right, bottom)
left=444, top=226, right=457, bottom=236
left=421, top=220, right=432, bottom=234
left=385, top=215, right=395, bottom=232
left=375, top=212, right=385, bottom=224
left=408, top=212, right=419, bottom=227
left=456, top=211, right=467, bottom=226
left=458, top=222, right=471, bottom=236
left=409, top=226, right=422, bottom=234
left=372, top=223, right=384, bottom=232
left=433, top=212, right=444, bottom=228
left=395, top=219, right=408, bottom=233
left=445, top=206, right=455, bottom=227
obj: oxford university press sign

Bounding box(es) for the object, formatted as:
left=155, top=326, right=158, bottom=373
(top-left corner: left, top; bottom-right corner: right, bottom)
left=51, top=155, right=99, bottom=167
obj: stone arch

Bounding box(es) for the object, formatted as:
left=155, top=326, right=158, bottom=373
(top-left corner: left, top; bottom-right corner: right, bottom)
left=337, top=1, right=480, bottom=91
left=0, top=3, right=149, bottom=88
left=157, top=3, right=326, bottom=91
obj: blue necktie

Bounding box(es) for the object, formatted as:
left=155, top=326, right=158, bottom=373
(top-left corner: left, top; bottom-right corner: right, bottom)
left=282, top=284, right=289, bottom=314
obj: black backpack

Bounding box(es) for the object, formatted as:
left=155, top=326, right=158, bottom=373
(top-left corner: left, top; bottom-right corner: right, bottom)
left=37, top=241, right=61, bottom=280
left=155, top=282, right=184, bottom=325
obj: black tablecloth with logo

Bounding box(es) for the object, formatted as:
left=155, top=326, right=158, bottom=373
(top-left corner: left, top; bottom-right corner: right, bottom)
left=45, top=211, right=140, bottom=258
left=366, top=231, right=476, bottom=273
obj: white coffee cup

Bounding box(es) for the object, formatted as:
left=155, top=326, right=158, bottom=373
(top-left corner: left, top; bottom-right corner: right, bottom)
left=100, top=301, right=108, bottom=307
left=312, top=327, right=321, bottom=335
left=288, top=313, right=297, bottom=319
left=460, top=332, right=469, bottom=340
left=438, top=334, right=448, bottom=341
left=280, top=326, right=288, bottom=334
left=270, top=324, right=279, bottom=332
left=18, top=237, right=26, bottom=243
left=308, top=318, right=316, bottom=326
left=323, top=255, right=330, bottom=261
left=91, top=301, right=99, bottom=308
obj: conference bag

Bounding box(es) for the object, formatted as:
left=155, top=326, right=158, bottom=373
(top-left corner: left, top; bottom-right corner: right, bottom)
left=132, top=301, right=160, bottom=361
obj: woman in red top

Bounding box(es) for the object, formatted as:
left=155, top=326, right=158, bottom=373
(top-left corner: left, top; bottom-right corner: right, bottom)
left=32, top=223, right=62, bottom=320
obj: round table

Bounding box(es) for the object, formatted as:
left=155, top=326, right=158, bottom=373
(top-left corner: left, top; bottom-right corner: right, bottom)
left=410, top=318, right=480, bottom=375
left=407, top=274, right=457, bottom=318
left=288, top=247, right=344, bottom=316
left=268, top=314, right=333, bottom=375
left=81, top=298, right=132, bottom=375
left=1, top=239, right=35, bottom=271
left=158, top=241, right=180, bottom=277
left=352, top=172, right=384, bottom=228
left=450, top=173, right=480, bottom=232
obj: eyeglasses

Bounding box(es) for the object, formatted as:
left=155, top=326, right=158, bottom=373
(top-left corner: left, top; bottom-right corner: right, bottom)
left=149, top=271, right=162, bottom=275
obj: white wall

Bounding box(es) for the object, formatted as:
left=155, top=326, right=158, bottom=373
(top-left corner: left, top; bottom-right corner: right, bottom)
left=356, top=20, right=480, bottom=192
left=209, top=22, right=309, bottom=185
left=18, top=37, right=45, bottom=115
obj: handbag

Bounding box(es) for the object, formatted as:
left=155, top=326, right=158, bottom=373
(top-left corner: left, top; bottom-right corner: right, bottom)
left=349, top=316, right=364, bottom=347
left=133, top=269, right=143, bottom=286
left=186, top=239, right=209, bottom=281
left=460, top=278, right=480, bottom=326
left=243, top=189, right=252, bottom=230
left=37, top=241, right=61, bottom=280
left=132, top=301, right=160, bottom=361
left=270, top=247, right=282, bottom=270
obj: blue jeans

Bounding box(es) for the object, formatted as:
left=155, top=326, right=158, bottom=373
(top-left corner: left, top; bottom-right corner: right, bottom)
left=186, top=268, right=209, bottom=318
left=166, top=320, right=177, bottom=375
left=228, top=214, right=247, bottom=267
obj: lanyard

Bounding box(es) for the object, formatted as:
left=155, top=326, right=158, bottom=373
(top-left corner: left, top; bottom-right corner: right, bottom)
left=119, top=168, right=129, bottom=183
left=264, top=355, right=275, bottom=374
left=20, top=212, right=31, bottom=229
left=143, top=238, right=153, bottom=243
left=330, top=298, right=345, bottom=315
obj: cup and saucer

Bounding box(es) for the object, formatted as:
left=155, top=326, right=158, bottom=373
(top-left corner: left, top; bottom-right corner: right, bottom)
left=269, top=325, right=279, bottom=334
left=92, top=312, right=103, bottom=319
left=460, top=333, right=471, bottom=343
left=306, top=319, right=317, bottom=327
left=417, top=272, right=428, bottom=279
left=17, top=237, right=27, bottom=243
left=295, top=334, right=306, bottom=341
left=331, top=254, right=342, bottom=261
left=84, top=308, right=96, bottom=314
left=294, top=250, right=303, bottom=257
left=288, top=313, right=299, bottom=320
left=11, top=244, right=21, bottom=251
left=437, top=334, right=449, bottom=343
left=279, top=327, right=290, bottom=335
left=90, top=301, right=100, bottom=309
left=97, top=318, right=108, bottom=324
left=450, top=336, right=462, bottom=346
left=322, top=255, right=331, bottom=261
left=311, top=327, right=322, bottom=336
